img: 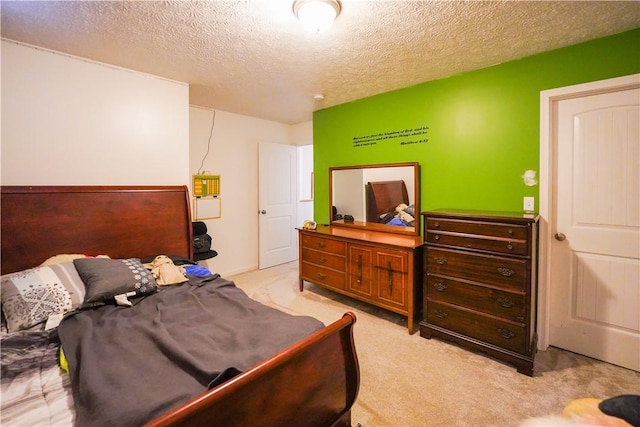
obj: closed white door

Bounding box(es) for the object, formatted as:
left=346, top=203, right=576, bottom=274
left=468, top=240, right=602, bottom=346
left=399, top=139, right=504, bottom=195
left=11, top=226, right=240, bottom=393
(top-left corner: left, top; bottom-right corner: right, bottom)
left=258, top=142, right=298, bottom=269
left=549, top=84, right=640, bottom=371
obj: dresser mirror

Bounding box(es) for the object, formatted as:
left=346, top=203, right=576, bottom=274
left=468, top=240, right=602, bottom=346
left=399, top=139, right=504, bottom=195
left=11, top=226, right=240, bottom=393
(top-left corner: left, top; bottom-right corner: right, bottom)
left=330, top=162, right=420, bottom=236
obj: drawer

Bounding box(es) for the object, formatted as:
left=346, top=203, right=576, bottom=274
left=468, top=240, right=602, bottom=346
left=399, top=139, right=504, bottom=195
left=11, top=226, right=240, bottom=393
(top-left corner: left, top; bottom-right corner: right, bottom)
left=302, top=247, right=346, bottom=271
left=301, top=262, right=346, bottom=290
left=426, top=232, right=528, bottom=256
left=348, top=246, right=374, bottom=297
left=301, top=234, right=346, bottom=255
left=426, top=275, right=525, bottom=323
left=426, top=300, right=527, bottom=354
left=426, top=247, right=529, bottom=292
left=425, top=217, right=529, bottom=240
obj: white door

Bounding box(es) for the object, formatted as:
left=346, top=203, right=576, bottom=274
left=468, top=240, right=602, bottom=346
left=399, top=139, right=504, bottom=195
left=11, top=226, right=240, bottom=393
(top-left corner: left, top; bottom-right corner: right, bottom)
left=258, top=142, right=298, bottom=269
left=548, top=82, right=640, bottom=371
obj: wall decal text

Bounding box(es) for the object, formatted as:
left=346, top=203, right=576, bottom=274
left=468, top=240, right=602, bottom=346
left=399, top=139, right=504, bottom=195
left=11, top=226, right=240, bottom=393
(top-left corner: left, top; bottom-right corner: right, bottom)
left=352, top=126, right=429, bottom=148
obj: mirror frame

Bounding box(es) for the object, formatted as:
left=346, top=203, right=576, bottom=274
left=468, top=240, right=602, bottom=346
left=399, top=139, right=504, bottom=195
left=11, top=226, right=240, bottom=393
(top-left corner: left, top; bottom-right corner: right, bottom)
left=329, top=162, right=420, bottom=236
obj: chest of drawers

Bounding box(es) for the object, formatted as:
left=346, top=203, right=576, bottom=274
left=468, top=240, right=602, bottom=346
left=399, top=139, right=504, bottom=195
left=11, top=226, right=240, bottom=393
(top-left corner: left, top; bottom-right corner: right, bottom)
left=420, top=210, right=539, bottom=375
left=299, top=226, right=422, bottom=334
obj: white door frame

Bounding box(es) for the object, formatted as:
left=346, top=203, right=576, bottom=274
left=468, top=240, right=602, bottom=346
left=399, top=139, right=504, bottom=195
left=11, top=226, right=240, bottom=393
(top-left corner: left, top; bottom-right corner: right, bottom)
left=538, top=73, right=640, bottom=350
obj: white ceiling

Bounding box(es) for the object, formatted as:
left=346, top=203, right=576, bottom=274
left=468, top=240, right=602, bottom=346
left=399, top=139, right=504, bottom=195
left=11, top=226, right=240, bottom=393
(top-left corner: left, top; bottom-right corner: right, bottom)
left=2, top=1, right=639, bottom=125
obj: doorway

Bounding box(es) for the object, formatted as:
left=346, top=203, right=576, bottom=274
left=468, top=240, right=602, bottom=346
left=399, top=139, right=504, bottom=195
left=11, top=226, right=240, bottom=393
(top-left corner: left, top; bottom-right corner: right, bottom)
left=539, top=74, right=640, bottom=371
left=258, top=142, right=298, bottom=269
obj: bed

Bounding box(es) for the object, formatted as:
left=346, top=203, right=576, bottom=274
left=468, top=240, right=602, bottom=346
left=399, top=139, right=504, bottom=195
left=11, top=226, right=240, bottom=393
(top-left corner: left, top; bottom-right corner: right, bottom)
left=366, top=180, right=415, bottom=226
left=1, top=185, right=360, bottom=427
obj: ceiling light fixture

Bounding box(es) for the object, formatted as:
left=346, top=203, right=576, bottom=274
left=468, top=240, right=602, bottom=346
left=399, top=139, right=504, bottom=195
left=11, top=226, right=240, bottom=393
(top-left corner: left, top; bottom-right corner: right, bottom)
left=293, top=0, right=341, bottom=33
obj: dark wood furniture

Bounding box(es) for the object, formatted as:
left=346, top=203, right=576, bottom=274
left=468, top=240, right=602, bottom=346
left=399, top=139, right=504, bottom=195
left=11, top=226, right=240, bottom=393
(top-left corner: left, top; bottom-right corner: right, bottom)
left=1, top=186, right=194, bottom=274
left=420, top=210, right=539, bottom=376
left=366, top=180, right=410, bottom=223
left=1, top=185, right=360, bottom=427
left=299, top=225, right=423, bottom=334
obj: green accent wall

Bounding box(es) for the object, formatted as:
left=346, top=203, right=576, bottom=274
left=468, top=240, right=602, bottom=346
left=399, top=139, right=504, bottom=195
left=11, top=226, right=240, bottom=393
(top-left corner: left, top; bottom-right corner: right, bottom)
left=313, top=28, right=640, bottom=225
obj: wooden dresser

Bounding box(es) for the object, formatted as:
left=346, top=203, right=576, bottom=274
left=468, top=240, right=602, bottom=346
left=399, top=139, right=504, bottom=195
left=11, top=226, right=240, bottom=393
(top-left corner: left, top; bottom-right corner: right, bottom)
left=298, top=225, right=423, bottom=334
left=420, top=210, right=539, bottom=375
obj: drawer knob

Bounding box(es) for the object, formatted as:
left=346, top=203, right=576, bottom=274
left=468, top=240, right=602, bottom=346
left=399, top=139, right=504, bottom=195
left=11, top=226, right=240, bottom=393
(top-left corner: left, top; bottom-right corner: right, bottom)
left=433, top=282, right=448, bottom=292
left=317, top=242, right=327, bottom=249
left=434, top=310, right=448, bottom=319
left=434, top=257, right=447, bottom=265
left=508, top=228, right=514, bottom=235
left=434, top=222, right=440, bottom=228
left=317, top=257, right=327, bottom=264
left=497, top=328, right=515, bottom=339
left=434, top=235, right=440, bottom=241
left=317, top=272, right=327, bottom=280
left=506, top=243, right=514, bottom=250
left=497, top=267, right=515, bottom=277
left=497, top=297, right=514, bottom=308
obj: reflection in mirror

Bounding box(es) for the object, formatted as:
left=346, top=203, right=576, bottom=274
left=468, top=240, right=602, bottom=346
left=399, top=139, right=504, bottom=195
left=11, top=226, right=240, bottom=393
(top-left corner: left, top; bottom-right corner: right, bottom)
left=330, top=162, right=420, bottom=236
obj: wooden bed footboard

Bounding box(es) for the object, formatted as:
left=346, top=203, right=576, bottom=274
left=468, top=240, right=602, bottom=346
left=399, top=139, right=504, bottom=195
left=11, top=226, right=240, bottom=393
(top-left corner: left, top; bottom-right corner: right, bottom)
left=146, top=312, right=360, bottom=427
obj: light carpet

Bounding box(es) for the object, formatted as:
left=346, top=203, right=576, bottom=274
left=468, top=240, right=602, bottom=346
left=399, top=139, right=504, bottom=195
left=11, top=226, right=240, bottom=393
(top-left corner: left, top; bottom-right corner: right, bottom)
left=228, top=262, right=640, bottom=427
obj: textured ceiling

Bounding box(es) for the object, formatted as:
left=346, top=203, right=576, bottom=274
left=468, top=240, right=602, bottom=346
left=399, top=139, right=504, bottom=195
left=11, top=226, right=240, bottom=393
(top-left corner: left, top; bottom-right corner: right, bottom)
left=2, top=1, right=639, bottom=124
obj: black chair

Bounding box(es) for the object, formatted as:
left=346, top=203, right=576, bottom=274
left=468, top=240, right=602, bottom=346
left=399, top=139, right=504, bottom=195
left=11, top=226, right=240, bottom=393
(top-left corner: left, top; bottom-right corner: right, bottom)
left=192, top=221, right=218, bottom=262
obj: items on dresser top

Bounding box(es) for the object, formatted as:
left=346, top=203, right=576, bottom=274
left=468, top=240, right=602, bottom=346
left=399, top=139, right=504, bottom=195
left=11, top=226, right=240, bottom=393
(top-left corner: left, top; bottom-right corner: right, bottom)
left=421, top=210, right=539, bottom=376
left=298, top=225, right=423, bottom=333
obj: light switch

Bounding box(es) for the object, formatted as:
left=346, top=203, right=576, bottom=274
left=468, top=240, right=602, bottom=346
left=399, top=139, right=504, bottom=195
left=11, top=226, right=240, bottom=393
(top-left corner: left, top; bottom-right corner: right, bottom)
left=523, top=197, right=535, bottom=212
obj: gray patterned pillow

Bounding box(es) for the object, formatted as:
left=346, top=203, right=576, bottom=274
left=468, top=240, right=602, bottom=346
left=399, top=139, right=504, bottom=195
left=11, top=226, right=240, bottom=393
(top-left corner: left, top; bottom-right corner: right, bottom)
left=73, top=258, right=158, bottom=308
left=1, top=262, right=86, bottom=332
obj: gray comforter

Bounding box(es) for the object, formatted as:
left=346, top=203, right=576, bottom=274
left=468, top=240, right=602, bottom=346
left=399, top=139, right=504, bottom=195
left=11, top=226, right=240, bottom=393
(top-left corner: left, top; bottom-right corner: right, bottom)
left=58, top=275, right=324, bottom=427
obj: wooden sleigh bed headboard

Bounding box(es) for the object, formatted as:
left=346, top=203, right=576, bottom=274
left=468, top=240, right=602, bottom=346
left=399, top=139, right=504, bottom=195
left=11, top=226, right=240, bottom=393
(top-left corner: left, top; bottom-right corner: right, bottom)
left=1, top=185, right=360, bottom=427
left=1, top=185, right=193, bottom=274
left=366, top=180, right=410, bottom=223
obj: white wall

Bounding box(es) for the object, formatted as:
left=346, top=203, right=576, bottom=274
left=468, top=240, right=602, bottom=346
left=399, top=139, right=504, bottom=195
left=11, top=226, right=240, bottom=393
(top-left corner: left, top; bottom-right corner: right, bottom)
left=1, top=40, right=313, bottom=277
left=190, top=106, right=311, bottom=277
left=333, top=169, right=366, bottom=220
left=297, top=144, right=314, bottom=227
left=1, top=40, right=189, bottom=185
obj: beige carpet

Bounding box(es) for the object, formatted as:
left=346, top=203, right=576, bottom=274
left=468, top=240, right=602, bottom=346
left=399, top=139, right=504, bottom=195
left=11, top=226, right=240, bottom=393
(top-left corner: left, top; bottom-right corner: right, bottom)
left=229, top=262, right=640, bottom=427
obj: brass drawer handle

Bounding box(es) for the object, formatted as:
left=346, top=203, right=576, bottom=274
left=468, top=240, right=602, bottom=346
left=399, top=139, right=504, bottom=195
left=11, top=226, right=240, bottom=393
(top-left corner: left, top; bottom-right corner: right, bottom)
left=434, top=235, right=440, bottom=241
left=434, top=222, right=440, bottom=228
left=508, top=228, right=514, bottom=235
left=497, top=267, right=515, bottom=277
left=433, top=282, right=448, bottom=292
left=434, top=257, right=447, bottom=265
left=434, top=310, right=448, bottom=319
left=317, top=257, right=327, bottom=264
left=497, top=328, right=515, bottom=339
left=497, top=297, right=514, bottom=308
left=317, top=272, right=327, bottom=280
left=387, top=261, right=393, bottom=295
left=317, top=241, right=327, bottom=249
left=506, top=243, right=514, bottom=250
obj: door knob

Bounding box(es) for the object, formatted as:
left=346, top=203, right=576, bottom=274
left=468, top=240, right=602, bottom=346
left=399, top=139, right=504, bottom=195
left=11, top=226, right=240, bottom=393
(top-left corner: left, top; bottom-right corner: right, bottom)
left=259, top=210, right=267, bottom=214
left=554, top=232, right=566, bottom=241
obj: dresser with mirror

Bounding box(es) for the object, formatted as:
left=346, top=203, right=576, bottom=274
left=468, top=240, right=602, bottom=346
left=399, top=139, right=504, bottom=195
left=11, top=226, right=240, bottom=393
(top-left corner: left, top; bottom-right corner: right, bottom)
left=298, top=162, right=423, bottom=333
